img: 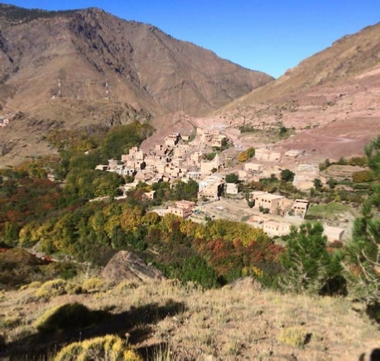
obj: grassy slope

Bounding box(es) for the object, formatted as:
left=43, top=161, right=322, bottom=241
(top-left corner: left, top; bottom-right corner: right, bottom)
left=1, top=278, right=379, bottom=360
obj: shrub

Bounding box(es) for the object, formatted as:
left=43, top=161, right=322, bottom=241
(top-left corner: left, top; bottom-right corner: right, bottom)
left=278, top=327, right=309, bottom=348
left=34, top=302, right=105, bottom=334
left=318, top=159, right=330, bottom=171
left=225, top=173, right=239, bottom=184
left=238, top=151, right=248, bottom=162
left=54, top=335, right=142, bottom=361
left=19, top=281, right=42, bottom=291
left=82, top=278, right=104, bottom=292
left=114, top=280, right=139, bottom=294
left=35, top=279, right=81, bottom=300
left=352, top=170, right=375, bottom=183
left=247, top=147, right=255, bottom=158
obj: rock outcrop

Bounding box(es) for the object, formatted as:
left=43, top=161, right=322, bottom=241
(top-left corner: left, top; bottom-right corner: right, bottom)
left=101, top=251, right=163, bottom=283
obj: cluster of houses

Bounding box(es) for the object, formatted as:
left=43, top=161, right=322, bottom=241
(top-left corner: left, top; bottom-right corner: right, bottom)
left=93, top=127, right=346, bottom=241
left=96, top=129, right=230, bottom=201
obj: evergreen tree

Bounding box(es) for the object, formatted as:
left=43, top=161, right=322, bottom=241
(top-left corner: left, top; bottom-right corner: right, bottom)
left=343, top=136, right=380, bottom=303
left=279, top=223, right=343, bottom=295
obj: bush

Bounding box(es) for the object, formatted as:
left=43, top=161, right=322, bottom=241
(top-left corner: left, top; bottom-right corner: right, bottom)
left=278, top=327, right=309, bottom=348
left=35, top=279, right=81, bottom=300
left=19, top=281, right=42, bottom=291
left=54, top=335, right=142, bottom=361
left=238, top=152, right=248, bottom=162
left=82, top=278, right=104, bottom=292
left=34, top=302, right=105, bottom=334
left=225, top=173, right=239, bottom=184
left=352, top=170, right=375, bottom=183
left=247, top=147, right=255, bottom=158
left=114, top=280, right=139, bottom=294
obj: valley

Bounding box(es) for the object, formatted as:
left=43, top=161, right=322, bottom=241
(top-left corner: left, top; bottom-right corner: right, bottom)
left=0, top=3, right=380, bottom=361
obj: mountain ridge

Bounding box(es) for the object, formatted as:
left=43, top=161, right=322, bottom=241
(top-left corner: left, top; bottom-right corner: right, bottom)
left=0, top=3, right=273, bottom=166
left=0, top=3, right=273, bottom=116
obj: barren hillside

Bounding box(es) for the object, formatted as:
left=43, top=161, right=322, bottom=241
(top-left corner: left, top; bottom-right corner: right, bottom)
left=0, top=4, right=273, bottom=166
left=0, top=4, right=273, bottom=116
left=213, top=22, right=380, bottom=161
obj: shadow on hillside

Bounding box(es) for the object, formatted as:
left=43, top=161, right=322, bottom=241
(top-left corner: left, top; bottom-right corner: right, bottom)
left=2, top=299, right=186, bottom=360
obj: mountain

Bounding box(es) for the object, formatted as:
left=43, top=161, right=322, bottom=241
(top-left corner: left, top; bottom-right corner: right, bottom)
left=230, top=22, right=380, bottom=103
left=0, top=4, right=274, bottom=166
left=217, top=22, right=380, bottom=160
left=0, top=4, right=273, bottom=117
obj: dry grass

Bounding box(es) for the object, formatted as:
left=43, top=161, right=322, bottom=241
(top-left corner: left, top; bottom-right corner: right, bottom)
left=0, top=279, right=379, bottom=360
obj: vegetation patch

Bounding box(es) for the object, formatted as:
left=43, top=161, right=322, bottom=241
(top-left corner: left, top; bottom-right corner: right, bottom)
left=82, top=278, right=104, bottom=292
left=306, top=202, right=352, bottom=220
left=278, top=327, right=309, bottom=348
left=34, top=302, right=106, bottom=334
left=35, top=279, right=81, bottom=300
left=54, top=335, right=142, bottom=361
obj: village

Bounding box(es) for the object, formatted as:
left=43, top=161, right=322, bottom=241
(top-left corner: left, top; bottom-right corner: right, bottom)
left=94, top=126, right=347, bottom=243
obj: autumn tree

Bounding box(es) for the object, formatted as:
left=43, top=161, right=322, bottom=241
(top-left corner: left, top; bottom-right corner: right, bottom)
left=238, top=151, right=248, bottom=162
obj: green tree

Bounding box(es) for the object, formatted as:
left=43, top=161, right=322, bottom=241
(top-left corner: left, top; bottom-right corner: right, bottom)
left=247, top=147, right=255, bottom=158
left=280, top=169, right=295, bottom=183
left=343, top=136, right=380, bottom=304
left=279, top=223, right=343, bottom=295
left=225, top=173, right=239, bottom=184
left=279, top=126, right=288, bottom=137
left=182, top=255, right=221, bottom=289
left=313, top=178, right=322, bottom=190
left=327, top=178, right=338, bottom=189
left=318, top=159, right=331, bottom=171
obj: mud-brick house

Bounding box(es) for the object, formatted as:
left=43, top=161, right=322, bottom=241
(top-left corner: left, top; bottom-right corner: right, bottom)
left=168, top=200, right=195, bottom=218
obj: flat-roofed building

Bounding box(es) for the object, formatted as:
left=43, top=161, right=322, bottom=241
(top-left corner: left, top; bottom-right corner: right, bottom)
left=225, top=183, right=239, bottom=195
left=168, top=200, right=195, bottom=218
left=165, top=133, right=181, bottom=146
left=323, top=226, right=345, bottom=242
left=292, top=199, right=309, bottom=218
left=250, top=191, right=284, bottom=214
left=143, top=190, right=156, bottom=200
left=198, top=182, right=223, bottom=201
left=263, top=221, right=292, bottom=237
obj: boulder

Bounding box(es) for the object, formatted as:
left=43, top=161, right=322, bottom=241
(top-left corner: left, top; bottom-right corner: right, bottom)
left=101, top=251, right=163, bottom=283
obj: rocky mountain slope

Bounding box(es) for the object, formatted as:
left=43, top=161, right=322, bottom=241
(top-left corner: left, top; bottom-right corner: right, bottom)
left=232, top=22, right=380, bottom=103
left=0, top=4, right=273, bottom=117
left=212, top=22, right=380, bottom=160
left=0, top=4, right=273, bottom=166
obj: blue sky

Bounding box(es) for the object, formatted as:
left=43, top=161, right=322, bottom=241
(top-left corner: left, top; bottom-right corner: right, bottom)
left=3, top=1, right=380, bottom=78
